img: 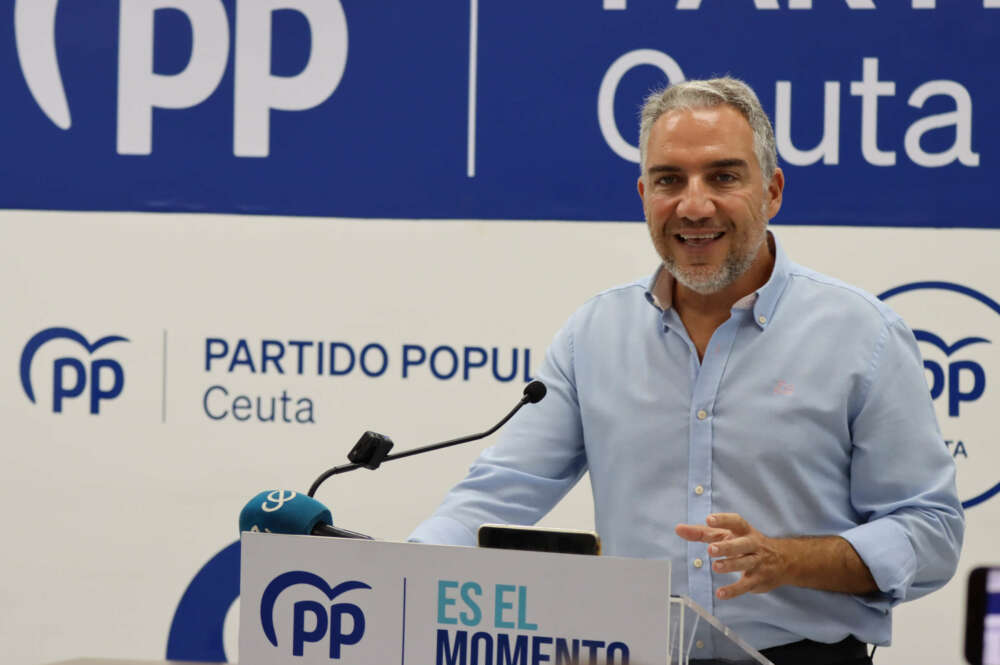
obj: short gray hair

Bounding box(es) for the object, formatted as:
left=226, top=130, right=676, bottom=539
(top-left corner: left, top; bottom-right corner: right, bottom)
left=638, top=77, right=777, bottom=182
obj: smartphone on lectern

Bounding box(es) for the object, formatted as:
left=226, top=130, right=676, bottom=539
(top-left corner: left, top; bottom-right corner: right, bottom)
left=477, top=524, right=601, bottom=556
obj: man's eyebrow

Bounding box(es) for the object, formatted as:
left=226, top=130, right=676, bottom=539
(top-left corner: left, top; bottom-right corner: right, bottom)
left=707, top=158, right=749, bottom=169
left=646, top=159, right=750, bottom=175
left=646, top=164, right=682, bottom=174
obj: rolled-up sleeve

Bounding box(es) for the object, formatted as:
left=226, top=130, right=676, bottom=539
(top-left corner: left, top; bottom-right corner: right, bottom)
left=841, top=317, right=965, bottom=607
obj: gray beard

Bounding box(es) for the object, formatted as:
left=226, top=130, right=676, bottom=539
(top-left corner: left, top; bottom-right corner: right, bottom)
left=663, top=230, right=766, bottom=295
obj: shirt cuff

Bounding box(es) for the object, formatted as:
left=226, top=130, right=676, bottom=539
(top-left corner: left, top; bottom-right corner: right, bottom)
left=840, top=519, right=916, bottom=610
left=408, top=515, right=478, bottom=546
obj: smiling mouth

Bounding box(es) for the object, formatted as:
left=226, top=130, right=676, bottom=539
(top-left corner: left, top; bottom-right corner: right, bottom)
left=676, top=231, right=725, bottom=246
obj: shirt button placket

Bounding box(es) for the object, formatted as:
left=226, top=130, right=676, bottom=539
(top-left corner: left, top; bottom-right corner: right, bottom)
left=689, top=405, right=713, bottom=618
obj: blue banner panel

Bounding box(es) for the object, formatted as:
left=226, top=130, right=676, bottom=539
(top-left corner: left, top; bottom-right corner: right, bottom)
left=1, top=1, right=997, bottom=226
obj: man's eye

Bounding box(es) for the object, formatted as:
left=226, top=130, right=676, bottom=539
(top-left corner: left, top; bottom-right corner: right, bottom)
left=714, top=173, right=737, bottom=183
left=657, top=175, right=679, bottom=185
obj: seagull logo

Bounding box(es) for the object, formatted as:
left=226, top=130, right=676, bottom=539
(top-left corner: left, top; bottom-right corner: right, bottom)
left=15, top=0, right=71, bottom=130
left=914, top=331, right=990, bottom=357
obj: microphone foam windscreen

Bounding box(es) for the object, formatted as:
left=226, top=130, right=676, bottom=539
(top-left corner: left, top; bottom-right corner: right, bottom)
left=239, top=490, right=333, bottom=535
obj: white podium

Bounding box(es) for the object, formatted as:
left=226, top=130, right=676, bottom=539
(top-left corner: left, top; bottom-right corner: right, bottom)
left=239, top=532, right=772, bottom=665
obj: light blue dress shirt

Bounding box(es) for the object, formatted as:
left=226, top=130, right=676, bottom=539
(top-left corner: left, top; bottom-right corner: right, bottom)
left=410, top=233, right=964, bottom=652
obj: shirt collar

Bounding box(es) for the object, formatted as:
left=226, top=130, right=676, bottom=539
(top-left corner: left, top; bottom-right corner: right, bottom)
left=643, top=231, right=791, bottom=330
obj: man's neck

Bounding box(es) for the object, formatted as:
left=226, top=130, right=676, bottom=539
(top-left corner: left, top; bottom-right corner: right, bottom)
left=663, top=233, right=776, bottom=360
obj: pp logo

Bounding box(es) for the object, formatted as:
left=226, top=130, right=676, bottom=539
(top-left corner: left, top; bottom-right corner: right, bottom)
left=20, top=327, right=129, bottom=414
left=915, top=330, right=987, bottom=417
left=880, top=281, right=998, bottom=508
left=260, top=572, right=370, bottom=659
left=15, top=0, right=348, bottom=157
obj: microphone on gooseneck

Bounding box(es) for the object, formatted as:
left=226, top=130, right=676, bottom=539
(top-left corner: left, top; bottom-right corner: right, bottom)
left=239, top=381, right=547, bottom=540
left=239, top=490, right=372, bottom=539
left=306, top=380, right=548, bottom=497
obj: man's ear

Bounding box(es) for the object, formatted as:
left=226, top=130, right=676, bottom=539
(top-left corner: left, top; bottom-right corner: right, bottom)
left=766, top=167, right=784, bottom=219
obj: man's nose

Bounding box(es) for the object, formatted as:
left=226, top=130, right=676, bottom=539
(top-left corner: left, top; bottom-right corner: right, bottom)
left=675, top=179, right=716, bottom=221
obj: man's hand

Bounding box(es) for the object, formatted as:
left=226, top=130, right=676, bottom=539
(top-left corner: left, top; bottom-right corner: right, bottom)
left=675, top=513, right=878, bottom=600
left=675, top=513, right=788, bottom=599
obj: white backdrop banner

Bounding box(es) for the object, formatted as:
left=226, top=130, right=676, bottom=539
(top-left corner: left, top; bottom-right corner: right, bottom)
left=1, top=212, right=996, bottom=665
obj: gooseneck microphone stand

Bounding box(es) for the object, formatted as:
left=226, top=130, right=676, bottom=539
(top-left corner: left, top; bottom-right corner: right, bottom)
left=307, top=381, right=547, bottom=497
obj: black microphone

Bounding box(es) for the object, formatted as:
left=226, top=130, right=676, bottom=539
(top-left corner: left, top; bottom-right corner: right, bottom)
left=307, top=380, right=547, bottom=497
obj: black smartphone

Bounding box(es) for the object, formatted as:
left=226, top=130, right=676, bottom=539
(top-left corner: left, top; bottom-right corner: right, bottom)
left=477, top=524, right=601, bottom=555
left=965, top=566, right=1000, bottom=665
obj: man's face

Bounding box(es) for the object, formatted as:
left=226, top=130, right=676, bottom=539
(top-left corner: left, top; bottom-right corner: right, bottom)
left=637, top=105, right=783, bottom=295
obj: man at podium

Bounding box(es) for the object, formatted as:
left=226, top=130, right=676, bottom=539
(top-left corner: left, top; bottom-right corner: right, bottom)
left=410, top=77, right=964, bottom=665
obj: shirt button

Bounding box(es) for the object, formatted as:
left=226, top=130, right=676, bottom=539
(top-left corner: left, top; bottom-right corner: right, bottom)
left=696, top=640, right=704, bottom=649
left=694, top=485, right=704, bottom=496
left=697, top=409, right=708, bottom=420
left=758, top=315, right=767, bottom=324
left=693, top=558, right=704, bottom=568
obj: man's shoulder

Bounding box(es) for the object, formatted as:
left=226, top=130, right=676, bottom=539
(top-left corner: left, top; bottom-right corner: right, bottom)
left=574, top=276, right=653, bottom=313
left=782, top=262, right=904, bottom=328
left=557, top=276, right=655, bottom=333
left=589, top=277, right=652, bottom=302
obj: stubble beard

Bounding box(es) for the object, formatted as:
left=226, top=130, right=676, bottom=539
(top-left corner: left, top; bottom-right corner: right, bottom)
left=657, top=206, right=769, bottom=296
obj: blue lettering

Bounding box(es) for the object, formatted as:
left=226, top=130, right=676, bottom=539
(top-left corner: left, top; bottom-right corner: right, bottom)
left=203, top=385, right=228, bottom=420
left=497, top=634, right=528, bottom=665
left=292, top=600, right=327, bottom=657
left=460, top=582, right=483, bottom=627
left=518, top=586, right=537, bottom=631
left=437, top=629, right=467, bottom=665
left=229, top=339, right=256, bottom=373
left=232, top=394, right=252, bottom=421
left=288, top=340, right=313, bottom=374
left=581, top=640, right=605, bottom=665
left=438, top=580, right=459, bottom=624
left=431, top=345, right=459, bottom=380
left=523, top=349, right=534, bottom=382
left=531, top=636, right=553, bottom=664
left=554, top=639, right=579, bottom=665
left=464, top=346, right=488, bottom=380
left=258, top=393, right=277, bottom=422
left=494, top=585, right=516, bottom=629
left=606, top=641, right=630, bottom=665
left=296, top=398, right=316, bottom=424
left=948, top=360, right=985, bottom=416
left=329, top=603, right=365, bottom=658
left=202, top=386, right=314, bottom=424
left=90, top=358, right=124, bottom=414
left=492, top=347, right=518, bottom=382
left=205, top=338, right=228, bottom=371
left=360, top=343, right=389, bottom=377
left=403, top=344, right=427, bottom=378
left=329, top=342, right=355, bottom=376
left=471, top=632, right=494, bottom=665
left=52, top=357, right=86, bottom=412
left=261, top=339, right=285, bottom=374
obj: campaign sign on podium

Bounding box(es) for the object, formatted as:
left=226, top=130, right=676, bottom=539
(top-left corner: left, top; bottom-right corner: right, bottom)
left=239, top=531, right=670, bottom=665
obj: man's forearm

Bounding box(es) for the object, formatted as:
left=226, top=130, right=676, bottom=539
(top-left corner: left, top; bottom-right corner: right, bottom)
left=777, top=535, right=878, bottom=595
left=679, top=514, right=881, bottom=600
